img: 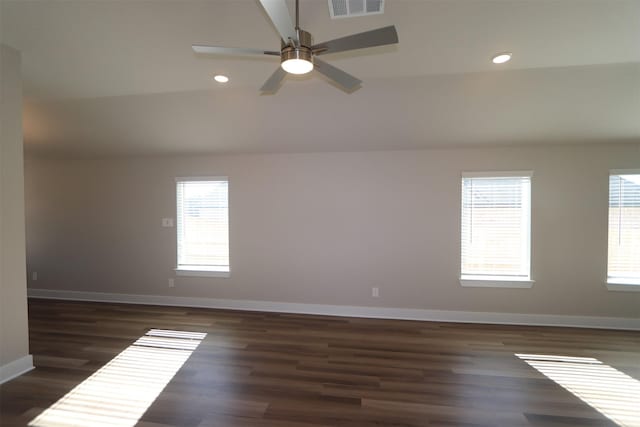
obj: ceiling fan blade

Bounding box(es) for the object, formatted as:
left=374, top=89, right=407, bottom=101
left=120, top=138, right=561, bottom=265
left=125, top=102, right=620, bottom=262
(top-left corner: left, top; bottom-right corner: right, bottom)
left=260, top=66, right=287, bottom=93
left=192, top=45, right=280, bottom=56
left=258, top=0, right=298, bottom=45
left=314, top=58, right=362, bottom=92
left=312, top=25, right=398, bottom=55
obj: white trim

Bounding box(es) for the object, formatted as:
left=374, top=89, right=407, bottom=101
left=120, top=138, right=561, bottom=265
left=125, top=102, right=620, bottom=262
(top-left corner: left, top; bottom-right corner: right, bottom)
left=609, top=169, right=640, bottom=175
left=0, top=355, right=34, bottom=385
left=606, top=172, right=640, bottom=287
left=175, top=176, right=228, bottom=182
left=27, top=288, right=640, bottom=331
left=461, top=170, right=533, bottom=178
left=607, top=283, right=640, bottom=292
left=459, top=174, right=532, bottom=280
left=523, top=177, right=532, bottom=277
left=175, top=268, right=230, bottom=278
left=175, top=178, right=230, bottom=275
left=607, top=277, right=640, bottom=286
left=460, top=277, right=534, bottom=288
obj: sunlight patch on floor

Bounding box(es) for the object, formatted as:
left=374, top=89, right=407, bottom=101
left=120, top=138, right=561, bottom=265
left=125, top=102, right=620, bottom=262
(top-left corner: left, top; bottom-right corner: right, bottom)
left=516, top=353, right=640, bottom=427
left=29, top=329, right=206, bottom=427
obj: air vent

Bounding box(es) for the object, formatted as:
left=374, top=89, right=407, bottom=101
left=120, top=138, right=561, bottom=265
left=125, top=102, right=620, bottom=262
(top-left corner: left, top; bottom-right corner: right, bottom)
left=329, top=0, right=384, bottom=19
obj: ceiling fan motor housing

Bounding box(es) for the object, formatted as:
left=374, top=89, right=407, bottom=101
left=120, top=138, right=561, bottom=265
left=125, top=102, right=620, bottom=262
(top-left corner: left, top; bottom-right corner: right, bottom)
left=281, top=29, right=313, bottom=65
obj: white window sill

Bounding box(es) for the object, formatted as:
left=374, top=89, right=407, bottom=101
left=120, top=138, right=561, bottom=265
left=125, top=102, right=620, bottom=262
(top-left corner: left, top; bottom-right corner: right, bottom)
left=460, top=276, right=534, bottom=288
left=606, top=280, right=640, bottom=292
left=175, top=268, right=230, bottom=278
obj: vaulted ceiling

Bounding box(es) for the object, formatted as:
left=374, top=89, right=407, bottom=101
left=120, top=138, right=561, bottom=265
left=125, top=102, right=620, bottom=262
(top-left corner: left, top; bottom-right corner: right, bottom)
left=2, top=0, right=640, bottom=156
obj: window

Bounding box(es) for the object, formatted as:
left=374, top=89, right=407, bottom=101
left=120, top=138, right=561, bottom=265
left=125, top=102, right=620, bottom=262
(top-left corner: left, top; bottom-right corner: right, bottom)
left=460, top=172, right=533, bottom=287
left=176, top=178, right=229, bottom=277
left=607, top=171, right=640, bottom=288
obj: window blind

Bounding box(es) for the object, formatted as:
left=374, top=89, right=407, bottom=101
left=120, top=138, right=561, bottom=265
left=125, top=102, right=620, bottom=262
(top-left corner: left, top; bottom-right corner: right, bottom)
left=176, top=178, right=229, bottom=272
left=461, top=174, right=531, bottom=279
left=608, top=173, right=640, bottom=284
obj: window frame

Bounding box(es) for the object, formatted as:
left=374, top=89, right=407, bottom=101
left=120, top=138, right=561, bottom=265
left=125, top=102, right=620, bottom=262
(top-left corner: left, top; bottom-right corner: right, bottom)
left=174, top=176, right=230, bottom=278
left=459, top=170, right=534, bottom=289
left=606, top=169, right=640, bottom=292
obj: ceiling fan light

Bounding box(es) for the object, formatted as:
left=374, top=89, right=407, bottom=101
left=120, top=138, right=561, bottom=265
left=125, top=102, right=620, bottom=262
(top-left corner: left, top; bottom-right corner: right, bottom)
left=281, top=46, right=314, bottom=75
left=281, top=58, right=314, bottom=75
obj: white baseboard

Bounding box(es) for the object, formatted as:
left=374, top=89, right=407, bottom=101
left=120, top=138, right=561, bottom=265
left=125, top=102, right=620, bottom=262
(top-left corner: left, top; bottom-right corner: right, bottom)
left=0, top=355, right=34, bottom=385
left=27, top=288, right=640, bottom=331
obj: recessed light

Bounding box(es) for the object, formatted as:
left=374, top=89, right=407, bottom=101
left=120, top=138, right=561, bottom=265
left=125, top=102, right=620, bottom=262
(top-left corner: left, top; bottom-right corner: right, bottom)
left=492, top=53, right=512, bottom=64
left=214, top=75, right=229, bottom=83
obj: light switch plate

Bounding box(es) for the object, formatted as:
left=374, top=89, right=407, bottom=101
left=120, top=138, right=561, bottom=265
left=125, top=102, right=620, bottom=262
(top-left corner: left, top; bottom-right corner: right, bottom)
left=162, top=218, right=174, bottom=227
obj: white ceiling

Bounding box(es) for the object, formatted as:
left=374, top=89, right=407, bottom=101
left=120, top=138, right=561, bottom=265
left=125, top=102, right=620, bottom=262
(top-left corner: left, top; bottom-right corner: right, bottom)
left=2, top=0, right=640, bottom=156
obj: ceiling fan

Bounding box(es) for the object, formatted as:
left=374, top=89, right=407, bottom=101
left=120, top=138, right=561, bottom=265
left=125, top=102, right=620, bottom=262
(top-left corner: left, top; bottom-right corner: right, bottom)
left=192, top=0, right=399, bottom=93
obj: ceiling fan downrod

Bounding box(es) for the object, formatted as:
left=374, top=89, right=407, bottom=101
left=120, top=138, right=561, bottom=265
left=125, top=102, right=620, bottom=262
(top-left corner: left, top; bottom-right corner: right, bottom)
left=280, top=0, right=313, bottom=74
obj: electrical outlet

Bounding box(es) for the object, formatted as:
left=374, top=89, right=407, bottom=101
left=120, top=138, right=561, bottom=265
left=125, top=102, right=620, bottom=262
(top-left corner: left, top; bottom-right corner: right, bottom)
left=372, top=287, right=379, bottom=298
left=32, top=271, right=38, bottom=281
left=168, top=278, right=175, bottom=288
left=162, top=218, right=174, bottom=227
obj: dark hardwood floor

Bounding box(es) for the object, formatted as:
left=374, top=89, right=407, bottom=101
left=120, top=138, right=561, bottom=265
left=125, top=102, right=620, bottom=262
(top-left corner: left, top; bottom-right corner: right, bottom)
left=1, top=299, right=639, bottom=427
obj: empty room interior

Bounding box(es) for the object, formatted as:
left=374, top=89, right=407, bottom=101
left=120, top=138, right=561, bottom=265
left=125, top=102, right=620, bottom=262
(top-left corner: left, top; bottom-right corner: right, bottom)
left=1, top=0, right=640, bottom=426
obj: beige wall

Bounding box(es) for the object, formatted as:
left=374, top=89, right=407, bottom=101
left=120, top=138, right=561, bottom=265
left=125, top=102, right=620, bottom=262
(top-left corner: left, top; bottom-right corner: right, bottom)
left=0, top=44, right=30, bottom=371
left=25, top=143, right=640, bottom=319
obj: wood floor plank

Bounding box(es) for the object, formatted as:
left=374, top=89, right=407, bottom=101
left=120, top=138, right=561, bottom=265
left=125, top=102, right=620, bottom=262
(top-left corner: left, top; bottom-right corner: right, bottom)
left=0, top=299, right=638, bottom=427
